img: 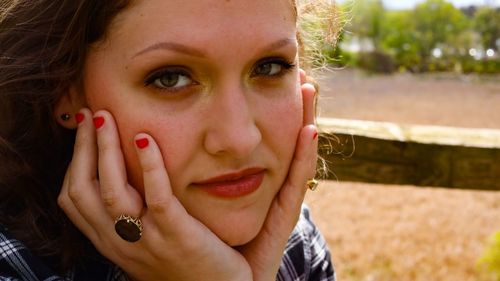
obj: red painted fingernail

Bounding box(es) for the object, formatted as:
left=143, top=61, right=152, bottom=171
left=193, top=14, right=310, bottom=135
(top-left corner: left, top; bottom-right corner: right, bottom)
left=93, top=116, right=105, bottom=129
left=135, top=138, right=149, bottom=149
left=75, top=113, right=84, bottom=124
left=313, top=132, right=318, bottom=140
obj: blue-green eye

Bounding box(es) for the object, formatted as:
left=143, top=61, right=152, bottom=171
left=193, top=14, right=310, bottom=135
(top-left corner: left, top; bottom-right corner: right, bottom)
left=145, top=68, right=195, bottom=90
left=252, top=58, right=295, bottom=77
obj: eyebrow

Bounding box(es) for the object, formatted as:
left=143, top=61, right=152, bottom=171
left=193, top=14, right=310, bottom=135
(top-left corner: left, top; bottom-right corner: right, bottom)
left=133, top=42, right=205, bottom=58
left=132, top=38, right=296, bottom=59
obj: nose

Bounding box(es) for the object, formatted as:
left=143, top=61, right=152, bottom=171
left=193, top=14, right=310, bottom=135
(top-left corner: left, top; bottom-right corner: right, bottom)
left=203, top=83, right=261, bottom=159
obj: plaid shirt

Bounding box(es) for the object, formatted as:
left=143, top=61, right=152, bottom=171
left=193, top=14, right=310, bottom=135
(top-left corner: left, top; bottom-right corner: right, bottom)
left=1, top=206, right=335, bottom=281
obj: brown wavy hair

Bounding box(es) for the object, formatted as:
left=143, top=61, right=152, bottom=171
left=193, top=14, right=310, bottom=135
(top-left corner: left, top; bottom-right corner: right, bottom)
left=0, top=0, right=130, bottom=273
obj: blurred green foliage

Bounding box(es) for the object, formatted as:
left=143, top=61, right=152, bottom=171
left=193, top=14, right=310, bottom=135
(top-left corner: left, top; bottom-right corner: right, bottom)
left=477, top=231, right=500, bottom=281
left=349, top=0, right=385, bottom=50
left=474, top=7, right=500, bottom=52
left=331, top=0, right=500, bottom=73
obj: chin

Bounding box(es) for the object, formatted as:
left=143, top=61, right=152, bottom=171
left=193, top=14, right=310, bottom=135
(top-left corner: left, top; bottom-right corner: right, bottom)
left=221, top=231, right=258, bottom=247
left=206, top=209, right=268, bottom=246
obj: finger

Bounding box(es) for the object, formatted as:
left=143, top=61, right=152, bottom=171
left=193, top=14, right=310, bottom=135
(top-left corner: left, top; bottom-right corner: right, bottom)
left=65, top=109, right=115, bottom=231
left=68, top=108, right=97, bottom=183
left=58, top=164, right=100, bottom=243
left=61, top=163, right=134, bottom=266
left=66, top=108, right=104, bottom=223
left=134, top=134, right=188, bottom=235
left=299, top=68, right=306, bottom=85
left=256, top=125, right=318, bottom=240
left=302, top=83, right=316, bottom=126
left=94, top=111, right=143, bottom=218
left=251, top=125, right=317, bottom=243
left=276, top=125, right=318, bottom=220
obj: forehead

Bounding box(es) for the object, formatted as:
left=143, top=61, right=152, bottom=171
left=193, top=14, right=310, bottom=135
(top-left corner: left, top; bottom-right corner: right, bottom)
left=116, top=0, right=296, bottom=25
left=102, top=0, right=297, bottom=56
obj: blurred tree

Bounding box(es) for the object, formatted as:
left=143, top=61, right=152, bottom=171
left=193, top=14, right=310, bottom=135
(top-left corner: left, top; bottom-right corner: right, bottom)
left=381, top=10, right=421, bottom=71
left=334, top=0, right=499, bottom=73
left=474, top=6, right=500, bottom=52
left=412, top=0, right=470, bottom=65
left=348, top=0, right=385, bottom=51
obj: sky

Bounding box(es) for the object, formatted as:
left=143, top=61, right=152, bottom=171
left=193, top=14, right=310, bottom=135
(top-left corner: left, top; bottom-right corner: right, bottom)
left=337, top=0, right=499, bottom=10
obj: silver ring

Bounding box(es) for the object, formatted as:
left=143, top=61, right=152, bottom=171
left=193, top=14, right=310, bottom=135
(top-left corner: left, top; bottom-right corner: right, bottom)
left=114, top=214, right=143, bottom=242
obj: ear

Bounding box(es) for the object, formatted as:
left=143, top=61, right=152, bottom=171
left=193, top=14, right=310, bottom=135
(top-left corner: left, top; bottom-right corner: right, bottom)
left=53, top=85, right=86, bottom=129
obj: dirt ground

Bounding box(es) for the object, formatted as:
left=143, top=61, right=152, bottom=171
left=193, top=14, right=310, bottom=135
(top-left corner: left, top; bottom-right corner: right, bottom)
left=305, top=182, right=500, bottom=281
left=316, top=69, right=500, bottom=129
left=306, top=70, right=500, bottom=280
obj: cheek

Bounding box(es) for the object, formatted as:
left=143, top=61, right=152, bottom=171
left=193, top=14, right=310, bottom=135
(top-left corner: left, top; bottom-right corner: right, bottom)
left=117, top=114, right=197, bottom=195
left=259, top=85, right=303, bottom=153
left=274, top=80, right=303, bottom=126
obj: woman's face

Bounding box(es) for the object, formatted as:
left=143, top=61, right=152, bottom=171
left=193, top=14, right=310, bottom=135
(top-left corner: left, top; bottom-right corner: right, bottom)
left=81, top=0, right=302, bottom=246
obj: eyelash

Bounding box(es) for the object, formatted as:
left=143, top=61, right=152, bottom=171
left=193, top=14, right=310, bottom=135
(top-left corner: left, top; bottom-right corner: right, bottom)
left=143, top=57, right=296, bottom=92
left=251, top=57, right=296, bottom=78
left=144, top=67, right=195, bottom=92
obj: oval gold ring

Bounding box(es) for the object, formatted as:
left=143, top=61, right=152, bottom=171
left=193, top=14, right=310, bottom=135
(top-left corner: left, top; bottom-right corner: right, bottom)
left=114, top=214, right=143, bottom=242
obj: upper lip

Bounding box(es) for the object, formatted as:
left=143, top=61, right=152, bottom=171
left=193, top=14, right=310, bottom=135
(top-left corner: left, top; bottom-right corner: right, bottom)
left=193, top=167, right=265, bottom=185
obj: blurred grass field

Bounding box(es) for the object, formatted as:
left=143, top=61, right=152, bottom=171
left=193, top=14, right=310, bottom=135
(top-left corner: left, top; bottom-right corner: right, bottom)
left=305, top=181, right=500, bottom=281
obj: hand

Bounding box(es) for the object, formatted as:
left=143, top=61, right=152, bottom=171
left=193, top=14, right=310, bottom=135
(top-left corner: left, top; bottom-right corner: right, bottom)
left=58, top=109, right=251, bottom=281
left=236, top=68, right=318, bottom=281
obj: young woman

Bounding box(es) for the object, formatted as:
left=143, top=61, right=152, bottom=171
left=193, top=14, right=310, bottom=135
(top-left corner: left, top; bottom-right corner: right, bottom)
left=0, top=0, right=338, bottom=280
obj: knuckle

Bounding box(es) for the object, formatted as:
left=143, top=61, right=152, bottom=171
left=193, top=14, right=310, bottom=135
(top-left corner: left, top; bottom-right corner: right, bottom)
left=57, top=193, right=68, bottom=210
left=100, top=189, right=118, bottom=208
left=67, top=184, right=85, bottom=205
left=97, top=139, right=114, bottom=154
left=146, top=196, right=177, bottom=220
left=146, top=198, right=168, bottom=214
left=141, top=159, right=158, bottom=174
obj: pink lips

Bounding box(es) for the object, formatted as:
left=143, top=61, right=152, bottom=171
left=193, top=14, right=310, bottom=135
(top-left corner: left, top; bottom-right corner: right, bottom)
left=192, top=168, right=265, bottom=198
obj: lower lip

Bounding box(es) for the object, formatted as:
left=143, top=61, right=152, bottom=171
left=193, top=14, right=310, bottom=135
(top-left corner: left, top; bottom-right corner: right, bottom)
left=194, top=172, right=264, bottom=198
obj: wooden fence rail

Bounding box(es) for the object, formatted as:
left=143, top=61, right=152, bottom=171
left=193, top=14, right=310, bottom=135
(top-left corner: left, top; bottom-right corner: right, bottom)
left=317, top=118, right=500, bottom=190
